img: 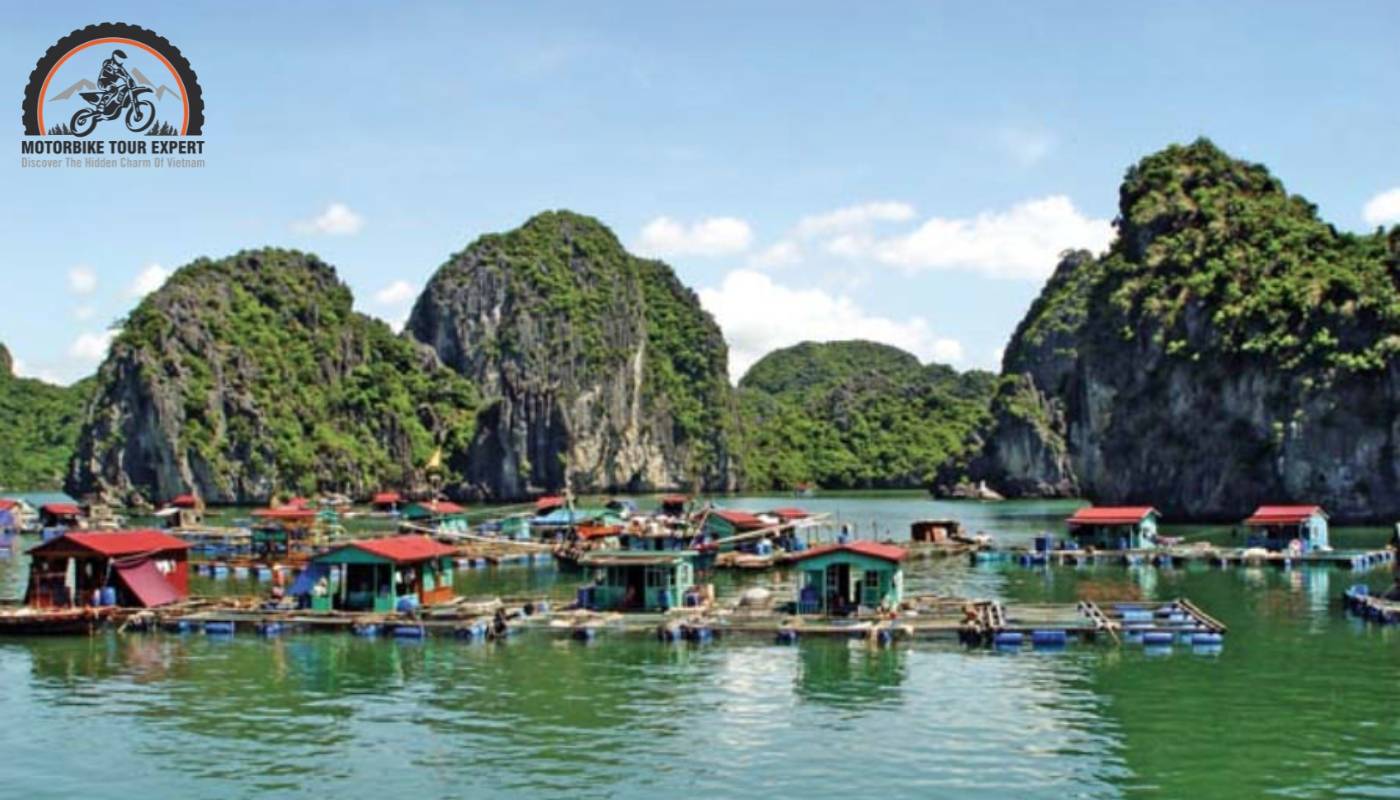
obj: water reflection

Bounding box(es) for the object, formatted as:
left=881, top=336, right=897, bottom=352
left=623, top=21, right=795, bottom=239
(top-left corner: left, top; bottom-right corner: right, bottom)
left=792, top=639, right=907, bottom=711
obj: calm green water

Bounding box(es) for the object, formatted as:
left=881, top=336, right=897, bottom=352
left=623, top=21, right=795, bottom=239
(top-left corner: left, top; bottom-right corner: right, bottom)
left=2, top=494, right=1399, bottom=799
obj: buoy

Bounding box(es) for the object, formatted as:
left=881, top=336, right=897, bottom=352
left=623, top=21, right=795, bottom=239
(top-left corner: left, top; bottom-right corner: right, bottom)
left=353, top=624, right=380, bottom=637
left=1192, top=632, right=1224, bottom=646
left=204, top=620, right=236, bottom=636
left=1142, top=631, right=1174, bottom=646
left=257, top=622, right=283, bottom=637
left=393, top=624, right=426, bottom=639
left=1031, top=629, right=1068, bottom=648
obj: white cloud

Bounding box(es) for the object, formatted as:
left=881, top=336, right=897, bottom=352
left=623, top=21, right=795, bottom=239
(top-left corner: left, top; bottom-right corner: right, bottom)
left=996, top=127, right=1055, bottom=166
left=830, top=195, right=1113, bottom=281
left=749, top=240, right=802, bottom=269
left=699, top=269, right=963, bottom=381
left=1363, top=188, right=1400, bottom=226
left=373, top=280, right=417, bottom=306
left=10, top=357, right=65, bottom=385
left=294, top=202, right=365, bottom=236
left=68, top=265, right=97, bottom=295
left=635, top=216, right=753, bottom=257
left=67, top=330, right=118, bottom=363
left=796, top=202, right=916, bottom=238
left=74, top=305, right=95, bottom=321
left=128, top=263, right=170, bottom=298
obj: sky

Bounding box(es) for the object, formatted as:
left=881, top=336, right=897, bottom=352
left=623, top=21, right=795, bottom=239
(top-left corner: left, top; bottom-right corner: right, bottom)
left=3, top=1, right=1398, bottom=384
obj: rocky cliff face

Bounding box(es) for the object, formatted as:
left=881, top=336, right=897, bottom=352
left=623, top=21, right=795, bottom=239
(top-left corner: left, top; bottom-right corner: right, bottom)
left=406, top=211, right=735, bottom=499
left=66, top=249, right=477, bottom=504
left=969, top=139, right=1400, bottom=521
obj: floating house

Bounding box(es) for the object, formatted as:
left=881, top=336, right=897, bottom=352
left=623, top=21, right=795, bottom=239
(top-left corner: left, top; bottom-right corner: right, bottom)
left=658, top=494, right=689, bottom=516
left=791, top=541, right=906, bottom=615
left=703, top=509, right=768, bottom=539
left=38, top=502, right=83, bottom=530
left=910, top=519, right=964, bottom=544
left=1065, top=506, right=1160, bottom=550
left=370, top=491, right=403, bottom=512
left=535, top=495, right=566, bottom=514
left=25, top=530, right=190, bottom=608
left=1244, top=505, right=1330, bottom=552
left=169, top=494, right=202, bottom=510
left=401, top=500, right=467, bottom=522
left=579, top=550, right=696, bottom=612
left=308, top=536, right=456, bottom=613
left=0, top=499, right=20, bottom=534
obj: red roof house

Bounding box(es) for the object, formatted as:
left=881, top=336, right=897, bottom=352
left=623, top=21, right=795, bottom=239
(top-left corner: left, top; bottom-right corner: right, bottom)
left=1243, top=505, right=1330, bottom=550
left=793, top=540, right=908, bottom=564
left=26, top=530, right=190, bottom=608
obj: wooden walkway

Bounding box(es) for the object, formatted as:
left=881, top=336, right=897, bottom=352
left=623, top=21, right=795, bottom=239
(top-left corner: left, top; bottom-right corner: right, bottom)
left=989, top=546, right=1394, bottom=571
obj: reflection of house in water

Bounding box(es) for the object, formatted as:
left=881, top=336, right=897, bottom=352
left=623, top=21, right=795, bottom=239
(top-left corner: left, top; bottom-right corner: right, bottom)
left=792, top=639, right=907, bottom=710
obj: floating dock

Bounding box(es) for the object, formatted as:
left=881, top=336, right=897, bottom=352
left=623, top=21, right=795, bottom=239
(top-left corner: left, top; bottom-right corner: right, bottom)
left=983, top=545, right=1394, bottom=571
left=133, top=592, right=1227, bottom=652
left=1342, top=584, right=1400, bottom=625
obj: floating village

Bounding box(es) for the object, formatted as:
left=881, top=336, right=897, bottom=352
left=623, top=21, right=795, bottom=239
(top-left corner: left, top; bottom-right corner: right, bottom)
left=4, top=487, right=1399, bottom=653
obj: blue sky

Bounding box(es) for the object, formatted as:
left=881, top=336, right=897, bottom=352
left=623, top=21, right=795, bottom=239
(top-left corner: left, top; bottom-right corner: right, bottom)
left=3, top=1, right=1398, bottom=383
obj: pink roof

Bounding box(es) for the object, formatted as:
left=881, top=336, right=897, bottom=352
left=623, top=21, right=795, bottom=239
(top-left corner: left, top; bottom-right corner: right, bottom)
left=712, top=509, right=766, bottom=530
left=372, top=492, right=402, bottom=504
left=1245, top=505, right=1326, bottom=526
left=31, top=530, right=190, bottom=558
left=41, top=503, right=82, bottom=516
left=345, top=536, right=455, bottom=564
left=794, top=540, right=907, bottom=564
left=1066, top=506, right=1158, bottom=526
left=170, top=494, right=199, bottom=508
left=535, top=495, right=565, bottom=511
left=0, top=499, right=18, bottom=511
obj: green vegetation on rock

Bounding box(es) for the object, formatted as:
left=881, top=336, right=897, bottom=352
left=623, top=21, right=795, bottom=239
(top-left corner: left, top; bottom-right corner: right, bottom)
left=69, top=249, right=478, bottom=503
left=736, top=340, right=995, bottom=490
left=0, top=345, right=93, bottom=490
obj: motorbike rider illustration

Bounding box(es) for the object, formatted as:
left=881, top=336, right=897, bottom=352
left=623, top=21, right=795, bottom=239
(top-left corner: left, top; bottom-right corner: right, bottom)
left=69, top=48, right=156, bottom=137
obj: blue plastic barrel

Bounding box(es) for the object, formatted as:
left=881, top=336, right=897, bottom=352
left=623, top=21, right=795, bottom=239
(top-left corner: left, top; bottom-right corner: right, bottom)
left=353, top=624, right=380, bottom=637
left=100, top=586, right=117, bottom=607
left=394, top=624, right=426, bottom=639
left=257, top=622, right=283, bottom=637
left=204, top=621, right=236, bottom=636
left=1031, top=629, right=1068, bottom=648
left=993, top=631, right=1023, bottom=648
left=396, top=596, right=419, bottom=614
left=1142, top=631, right=1174, bottom=646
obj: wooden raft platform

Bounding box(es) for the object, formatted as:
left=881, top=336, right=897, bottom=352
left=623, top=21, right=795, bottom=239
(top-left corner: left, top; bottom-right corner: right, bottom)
left=1342, top=585, right=1400, bottom=625
left=987, top=546, right=1394, bottom=572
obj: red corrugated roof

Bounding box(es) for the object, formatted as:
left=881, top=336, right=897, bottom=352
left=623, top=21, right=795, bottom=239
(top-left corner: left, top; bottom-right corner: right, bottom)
left=1245, top=505, right=1326, bottom=525
left=41, top=503, right=81, bottom=516
left=535, top=496, right=565, bottom=511
left=1066, top=506, right=1158, bottom=526
left=30, top=530, right=190, bottom=557
left=419, top=500, right=465, bottom=514
left=170, top=494, right=199, bottom=508
left=660, top=494, right=689, bottom=505
left=712, top=509, right=766, bottom=530
left=372, top=492, right=402, bottom=504
left=794, top=540, right=907, bottom=564
left=284, top=497, right=311, bottom=509
left=343, top=536, right=455, bottom=564
left=0, top=499, right=18, bottom=511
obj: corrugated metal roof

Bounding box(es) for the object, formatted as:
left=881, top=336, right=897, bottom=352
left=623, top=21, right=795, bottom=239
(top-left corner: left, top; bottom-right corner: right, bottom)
left=338, top=536, right=455, bottom=564
left=114, top=560, right=184, bottom=607
left=30, top=530, right=190, bottom=557
left=1245, top=505, right=1326, bottom=525
left=1066, top=506, right=1158, bottom=525
left=712, top=509, right=766, bottom=529
left=793, top=540, right=907, bottom=564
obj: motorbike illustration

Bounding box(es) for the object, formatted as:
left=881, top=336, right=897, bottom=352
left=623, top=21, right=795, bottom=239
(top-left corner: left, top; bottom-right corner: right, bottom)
left=70, top=82, right=156, bottom=137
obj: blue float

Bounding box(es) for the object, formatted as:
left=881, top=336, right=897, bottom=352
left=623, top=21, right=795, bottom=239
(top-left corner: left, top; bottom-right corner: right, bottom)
left=1031, top=629, right=1068, bottom=648
left=204, top=620, right=236, bottom=636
